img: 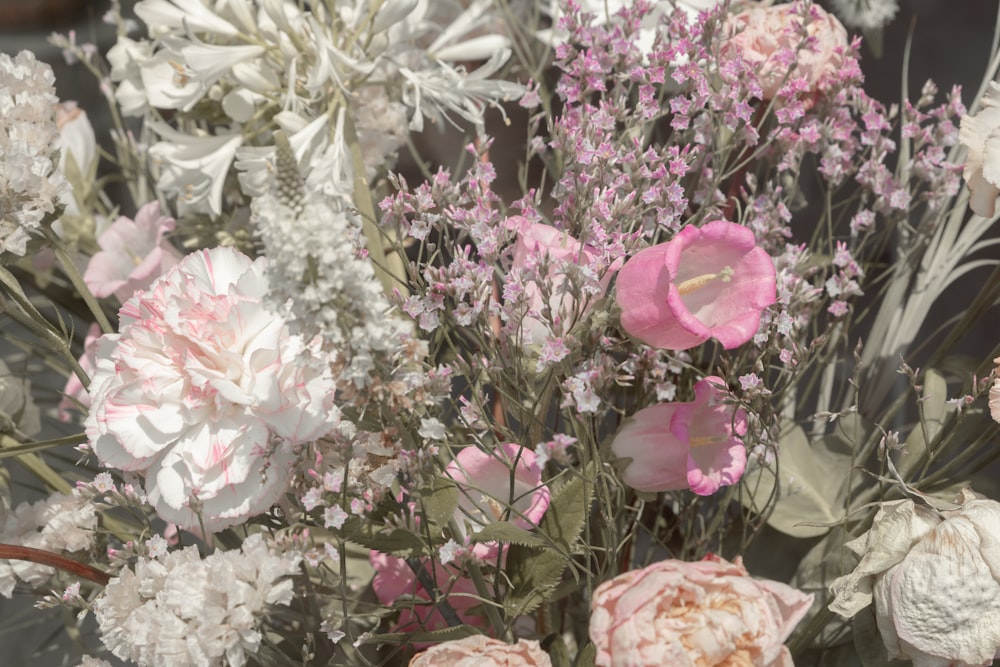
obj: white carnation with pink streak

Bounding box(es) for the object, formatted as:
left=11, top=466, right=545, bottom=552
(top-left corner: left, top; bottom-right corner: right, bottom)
left=85, top=246, right=338, bottom=531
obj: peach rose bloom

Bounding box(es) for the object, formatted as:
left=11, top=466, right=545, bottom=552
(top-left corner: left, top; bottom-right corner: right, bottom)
left=409, top=636, right=552, bottom=667
left=723, top=4, right=848, bottom=100
left=589, top=555, right=812, bottom=666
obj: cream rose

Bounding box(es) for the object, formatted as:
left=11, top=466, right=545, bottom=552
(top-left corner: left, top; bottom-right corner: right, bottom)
left=409, top=636, right=552, bottom=667
left=589, top=555, right=812, bottom=666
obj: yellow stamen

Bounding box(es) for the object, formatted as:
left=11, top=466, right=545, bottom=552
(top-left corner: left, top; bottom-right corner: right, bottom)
left=675, top=266, right=734, bottom=295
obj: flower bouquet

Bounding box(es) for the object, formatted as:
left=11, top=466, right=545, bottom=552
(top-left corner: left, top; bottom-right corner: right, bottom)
left=2, top=0, right=1000, bottom=665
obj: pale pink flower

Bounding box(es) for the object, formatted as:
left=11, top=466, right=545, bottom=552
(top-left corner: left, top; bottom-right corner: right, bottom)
left=370, top=552, right=487, bottom=636
left=83, top=202, right=183, bottom=301
left=616, top=221, right=776, bottom=351
left=959, top=81, right=1000, bottom=217
left=510, top=217, right=621, bottom=342
left=58, top=322, right=101, bottom=420
left=409, top=636, right=552, bottom=667
left=611, top=376, right=747, bottom=495
left=444, top=443, right=551, bottom=559
left=830, top=492, right=1000, bottom=667
left=723, top=3, right=849, bottom=101
left=85, top=246, right=338, bottom=532
left=589, top=555, right=812, bottom=667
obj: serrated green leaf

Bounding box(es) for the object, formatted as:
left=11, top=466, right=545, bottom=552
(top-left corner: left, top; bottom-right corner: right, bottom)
left=740, top=425, right=852, bottom=538
left=421, top=477, right=458, bottom=529
left=504, top=544, right=567, bottom=616
left=545, top=633, right=572, bottom=667
left=538, top=464, right=594, bottom=552
left=471, top=521, right=546, bottom=548
left=573, top=642, right=596, bottom=667
left=347, top=524, right=425, bottom=558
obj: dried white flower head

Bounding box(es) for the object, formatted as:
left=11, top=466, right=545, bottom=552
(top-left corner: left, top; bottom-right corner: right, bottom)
left=94, top=533, right=300, bottom=667
left=0, top=51, right=67, bottom=262
left=0, top=491, right=96, bottom=597
left=0, top=359, right=40, bottom=438
left=830, top=491, right=1000, bottom=666
left=828, top=0, right=900, bottom=30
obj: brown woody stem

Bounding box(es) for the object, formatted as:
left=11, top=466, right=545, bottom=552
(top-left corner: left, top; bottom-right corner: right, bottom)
left=0, top=544, right=110, bottom=586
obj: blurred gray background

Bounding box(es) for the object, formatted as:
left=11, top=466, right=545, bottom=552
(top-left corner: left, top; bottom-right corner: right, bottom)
left=1, top=0, right=999, bottom=665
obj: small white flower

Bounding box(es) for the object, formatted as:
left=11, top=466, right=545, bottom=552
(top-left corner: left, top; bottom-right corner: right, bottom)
left=324, top=505, right=349, bottom=530
left=439, top=539, right=462, bottom=565
left=145, top=534, right=168, bottom=559
left=91, top=472, right=115, bottom=494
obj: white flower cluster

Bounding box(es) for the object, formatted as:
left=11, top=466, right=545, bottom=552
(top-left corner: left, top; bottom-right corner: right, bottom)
left=251, top=161, right=411, bottom=389
left=94, top=533, right=300, bottom=667
left=0, top=491, right=96, bottom=597
left=828, top=0, right=899, bottom=30
left=0, top=51, right=68, bottom=261
left=108, top=0, right=522, bottom=216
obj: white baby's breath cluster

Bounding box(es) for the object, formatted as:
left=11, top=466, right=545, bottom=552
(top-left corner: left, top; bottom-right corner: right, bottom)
left=0, top=491, right=96, bottom=597
left=0, top=51, right=67, bottom=261
left=93, top=533, right=300, bottom=667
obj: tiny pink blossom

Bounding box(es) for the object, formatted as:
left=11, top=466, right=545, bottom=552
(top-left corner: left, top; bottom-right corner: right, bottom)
left=443, top=443, right=551, bottom=559
left=616, top=221, right=776, bottom=351
left=611, top=376, right=748, bottom=495
left=83, top=201, right=182, bottom=301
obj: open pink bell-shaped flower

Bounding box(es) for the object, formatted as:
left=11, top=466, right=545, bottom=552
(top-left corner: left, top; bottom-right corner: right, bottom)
left=611, top=376, right=747, bottom=495
left=616, top=221, right=776, bottom=351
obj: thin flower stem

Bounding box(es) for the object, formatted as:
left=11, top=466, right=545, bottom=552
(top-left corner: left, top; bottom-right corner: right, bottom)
left=0, top=544, right=109, bottom=586
left=48, top=237, right=114, bottom=335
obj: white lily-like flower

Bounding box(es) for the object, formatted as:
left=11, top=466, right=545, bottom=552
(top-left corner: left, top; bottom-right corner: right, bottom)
left=134, top=0, right=240, bottom=37
left=235, top=113, right=329, bottom=197
left=148, top=123, right=243, bottom=215
left=401, top=49, right=524, bottom=132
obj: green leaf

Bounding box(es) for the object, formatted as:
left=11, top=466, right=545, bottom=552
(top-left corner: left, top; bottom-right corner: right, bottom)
left=471, top=521, right=546, bottom=548
left=538, top=464, right=594, bottom=553
left=789, top=526, right=854, bottom=646
left=544, top=633, right=572, bottom=667
left=740, top=424, right=852, bottom=538
left=503, top=544, right=568, bottom=617
left=346, top=523, right=425, bottom=558
left=420, top=477, right=458, bottom=529
left=573, top=643, right=596, bottom=667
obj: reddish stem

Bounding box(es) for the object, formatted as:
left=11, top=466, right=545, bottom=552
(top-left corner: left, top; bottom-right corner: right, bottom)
left=0, top=543, right=110, bottom=586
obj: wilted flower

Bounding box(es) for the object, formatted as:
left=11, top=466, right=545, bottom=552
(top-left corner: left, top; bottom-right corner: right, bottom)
left=0, top=359, right=41, bottom=437
left=94, top=533, right=300, bottom=667
left=510, top=217, right=621, bottom=343
left=959, top=81, right=1000, bottom=218
left=409, top=636, right=553, bottom=667
left=83, top=202, right=182, bottom=301
left=829, top=492, right=1000, bottom=667
left=611, top=376, right=747, bottom=495
left=85, top=247, right=338, bottom=531
left=444, top=443, right=551, bottom=558
left=589, top=554, right=813, bottom=667
left=723, top=3, right=849, bottom=100
left=616, top=221, right=776, bottom=350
